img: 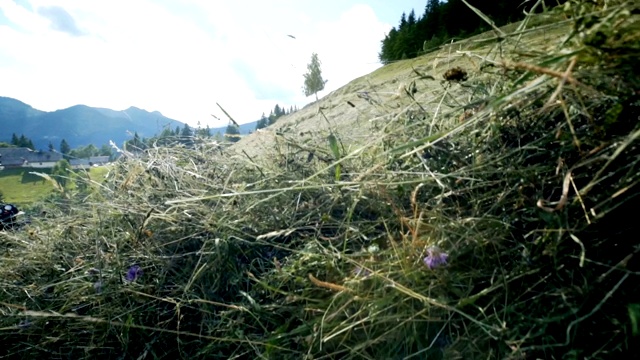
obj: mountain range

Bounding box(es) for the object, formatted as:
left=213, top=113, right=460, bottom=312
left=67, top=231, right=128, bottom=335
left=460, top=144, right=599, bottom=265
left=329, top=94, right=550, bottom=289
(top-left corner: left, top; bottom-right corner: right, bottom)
left=0, top=97, right=257, bottom=151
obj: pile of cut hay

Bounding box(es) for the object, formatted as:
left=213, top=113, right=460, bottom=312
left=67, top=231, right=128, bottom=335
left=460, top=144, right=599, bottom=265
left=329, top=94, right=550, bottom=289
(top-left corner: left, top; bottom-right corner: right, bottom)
left=1, top=1, right=639, bottom=359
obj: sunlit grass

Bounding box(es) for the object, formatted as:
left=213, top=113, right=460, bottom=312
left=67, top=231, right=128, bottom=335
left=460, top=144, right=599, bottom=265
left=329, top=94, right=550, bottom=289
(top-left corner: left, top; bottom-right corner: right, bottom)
left=0, top=168, right=56, bottom=206
left=0, top=166, right=111, bottom=207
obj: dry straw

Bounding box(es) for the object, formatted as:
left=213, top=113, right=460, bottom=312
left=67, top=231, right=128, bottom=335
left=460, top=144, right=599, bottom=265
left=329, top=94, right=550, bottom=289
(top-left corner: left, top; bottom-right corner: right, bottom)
left=1, top=1, right=639, bottom=359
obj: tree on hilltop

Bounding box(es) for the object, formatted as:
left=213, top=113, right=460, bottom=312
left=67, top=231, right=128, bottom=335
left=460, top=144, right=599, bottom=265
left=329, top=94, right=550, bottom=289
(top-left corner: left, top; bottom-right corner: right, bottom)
left=303, top=52, right=327, bottom=101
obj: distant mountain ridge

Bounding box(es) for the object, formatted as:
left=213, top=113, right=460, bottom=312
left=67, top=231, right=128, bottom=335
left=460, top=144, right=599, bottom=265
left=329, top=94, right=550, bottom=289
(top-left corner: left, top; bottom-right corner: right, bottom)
left=0, top=97, right=258, bottom=150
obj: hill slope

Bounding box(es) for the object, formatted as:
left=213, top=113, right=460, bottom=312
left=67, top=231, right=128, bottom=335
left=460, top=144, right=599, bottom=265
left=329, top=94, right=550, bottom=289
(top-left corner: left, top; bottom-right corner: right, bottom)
left=232, top=19, right=571, bottom=160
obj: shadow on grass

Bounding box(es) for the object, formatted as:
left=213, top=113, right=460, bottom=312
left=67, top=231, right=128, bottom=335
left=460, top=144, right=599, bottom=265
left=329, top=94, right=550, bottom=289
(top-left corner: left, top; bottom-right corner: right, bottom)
left=20, top=169, right=52, bottom=185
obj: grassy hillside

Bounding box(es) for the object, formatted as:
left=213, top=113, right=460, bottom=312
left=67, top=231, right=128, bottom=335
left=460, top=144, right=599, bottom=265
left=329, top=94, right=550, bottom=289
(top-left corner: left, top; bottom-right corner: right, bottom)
left=0, top=2, right=638, bottom=359
left=235, top=14, right=573, bottom=160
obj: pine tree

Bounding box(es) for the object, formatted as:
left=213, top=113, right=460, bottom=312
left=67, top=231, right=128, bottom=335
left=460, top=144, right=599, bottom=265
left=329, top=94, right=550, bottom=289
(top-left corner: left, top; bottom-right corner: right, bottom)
left=225, top=123, right=241, bottom=143
left=406, top=9, right=421, bottom=58
left=125, top=132, right=145, bottom=151
left=160, top=128, right=174, bottom=139
left=268, top=110, right=277, bottom=125
left=419, top=0, right=444, bottom=53
left=10, top=133, right=19, bottom=146
left=181, top=124, right=193, bottom=137
left=407, top=10, right=416, bottom=26
left=303, top=53, right=326, bottom=101
left=60, top=139, right=71, bottom=156
left=256, top=113, right=268, bottom=130
left=18, top=134, right=27, bottom=147
left=48, top=142, right=54, bottom=152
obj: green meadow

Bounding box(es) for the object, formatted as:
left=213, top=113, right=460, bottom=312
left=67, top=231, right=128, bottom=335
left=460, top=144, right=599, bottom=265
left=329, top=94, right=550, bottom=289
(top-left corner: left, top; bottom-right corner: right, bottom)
left=0, top=166, right=109, bottom=206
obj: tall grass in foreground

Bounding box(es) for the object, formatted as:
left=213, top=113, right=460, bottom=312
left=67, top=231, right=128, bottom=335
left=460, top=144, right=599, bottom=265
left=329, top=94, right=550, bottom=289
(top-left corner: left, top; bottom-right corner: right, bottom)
left=1, top=1, right=639, bottom=359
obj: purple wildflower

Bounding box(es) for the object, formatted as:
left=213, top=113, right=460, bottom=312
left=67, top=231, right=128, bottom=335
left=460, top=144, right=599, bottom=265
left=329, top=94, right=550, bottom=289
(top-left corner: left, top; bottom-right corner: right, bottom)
left=125, top=265, right=143, bottom=282
left=18, top=320, right=32, bottom=329
left=423, top=247, right=448, bottom=269
left=353, top=266, right=372, bottom=278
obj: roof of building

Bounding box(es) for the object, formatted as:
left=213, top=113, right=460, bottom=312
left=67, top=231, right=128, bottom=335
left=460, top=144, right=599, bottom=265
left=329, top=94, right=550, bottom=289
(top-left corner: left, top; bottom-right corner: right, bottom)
left=89, top=156, right=110, bottom=163
left=0, top=148, right=63, bottom=166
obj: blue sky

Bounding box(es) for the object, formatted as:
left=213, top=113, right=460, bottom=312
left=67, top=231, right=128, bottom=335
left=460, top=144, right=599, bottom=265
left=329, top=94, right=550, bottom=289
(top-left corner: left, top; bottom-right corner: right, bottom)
left=0, top=0, right=427, bottom=128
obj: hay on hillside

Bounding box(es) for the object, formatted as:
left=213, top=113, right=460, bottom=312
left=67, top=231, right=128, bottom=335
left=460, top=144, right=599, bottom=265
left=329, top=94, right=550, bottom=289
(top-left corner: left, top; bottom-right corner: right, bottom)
left=1, top=1, right=639, bottom=359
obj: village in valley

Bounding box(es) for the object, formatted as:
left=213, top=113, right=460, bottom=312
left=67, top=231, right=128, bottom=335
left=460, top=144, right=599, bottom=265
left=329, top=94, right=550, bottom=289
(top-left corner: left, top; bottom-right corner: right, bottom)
left=0, top=133, right=116, bottom=205
left=0, top=147, right=110, bottom=171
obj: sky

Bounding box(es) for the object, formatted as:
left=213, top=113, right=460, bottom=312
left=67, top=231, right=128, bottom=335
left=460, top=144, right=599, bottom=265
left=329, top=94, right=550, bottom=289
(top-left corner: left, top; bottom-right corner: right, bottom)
left=0, top=0, right=426, bottom=128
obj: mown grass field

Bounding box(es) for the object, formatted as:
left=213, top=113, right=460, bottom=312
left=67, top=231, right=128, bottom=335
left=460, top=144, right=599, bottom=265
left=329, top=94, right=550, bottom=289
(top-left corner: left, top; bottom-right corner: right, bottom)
left=0, top=166, right=109, bottom=206
left=0, top=168, right=56, bottom=206
left=236, top=12, right=573, bottom=160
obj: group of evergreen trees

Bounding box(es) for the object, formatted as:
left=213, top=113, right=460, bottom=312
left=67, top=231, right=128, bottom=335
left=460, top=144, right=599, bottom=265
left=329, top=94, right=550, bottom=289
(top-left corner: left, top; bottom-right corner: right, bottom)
left=8, top=133, right=35, bottom=150
left=125, top=123, right=217, bottom=150
left=379, top=0, right=565, bottom=64
left=68, top=144, right=112, bottom=159
left=3, top=133, right=114, bottom=161
left=162, top=123, right=213, bottom=139
left=255, top=104, right=297, bottom=131
left=223, top=103, right=298, bottom=143
left=57, top=139, right=113, bottom=160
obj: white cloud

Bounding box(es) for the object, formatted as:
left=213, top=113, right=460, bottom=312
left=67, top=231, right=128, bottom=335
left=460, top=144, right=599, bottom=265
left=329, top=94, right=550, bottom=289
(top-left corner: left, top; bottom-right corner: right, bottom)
left=0, top=0, right=392, bottom=128
left=37, top=5, right=86, bottom=36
